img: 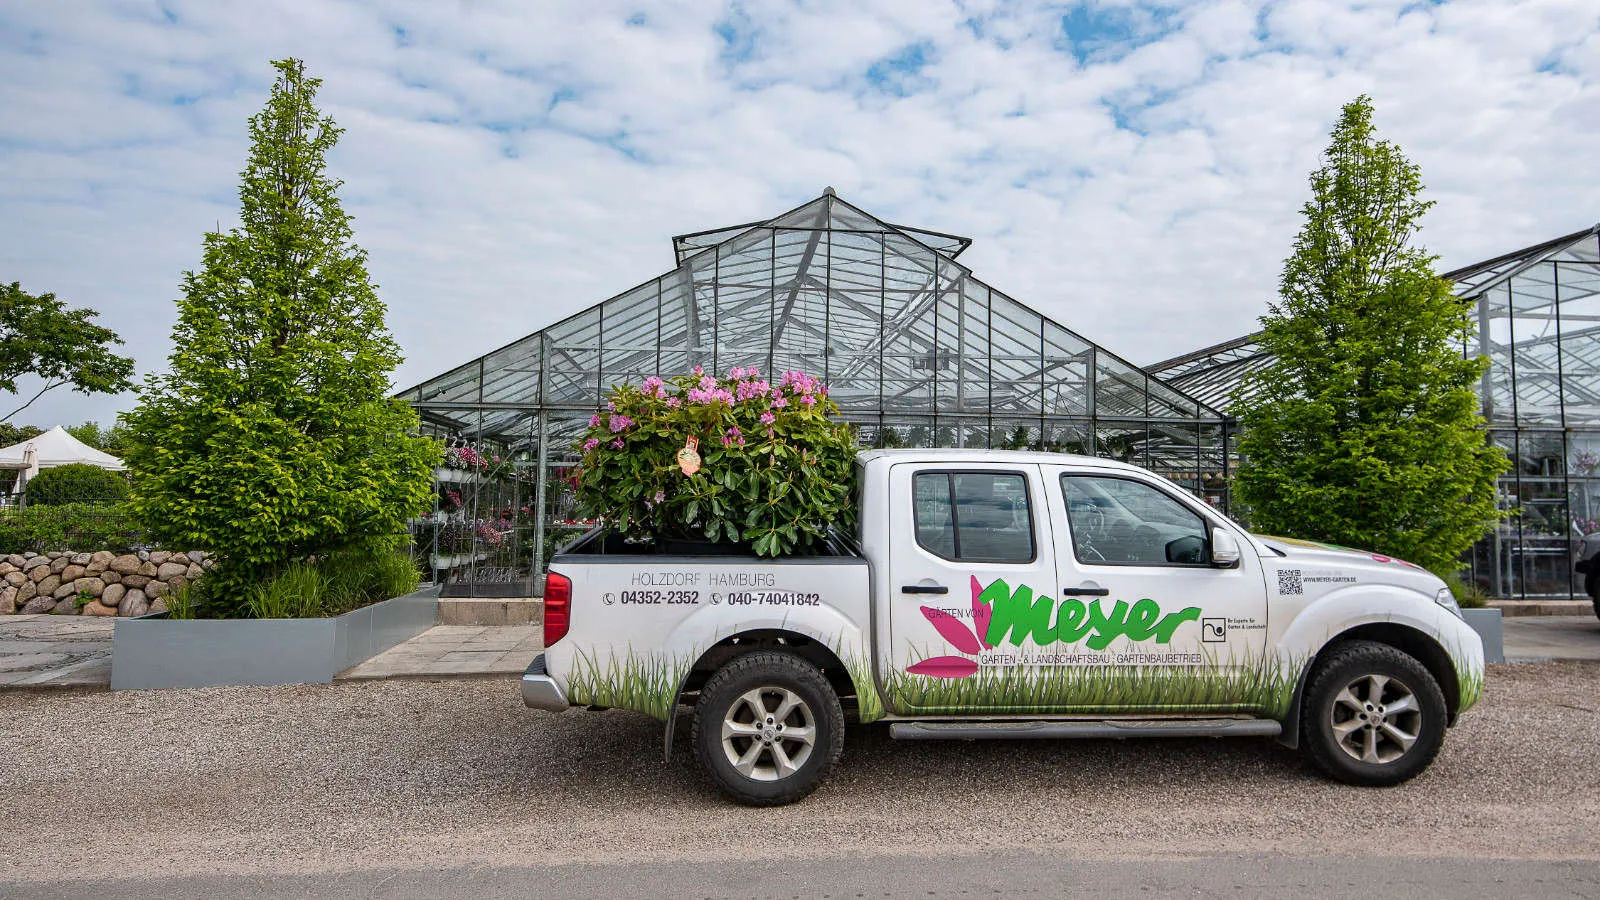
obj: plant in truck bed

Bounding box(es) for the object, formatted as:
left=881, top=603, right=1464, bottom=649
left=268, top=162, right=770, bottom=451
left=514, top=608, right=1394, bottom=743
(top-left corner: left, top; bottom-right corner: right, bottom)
left=574, top=368, right=856, bottom=556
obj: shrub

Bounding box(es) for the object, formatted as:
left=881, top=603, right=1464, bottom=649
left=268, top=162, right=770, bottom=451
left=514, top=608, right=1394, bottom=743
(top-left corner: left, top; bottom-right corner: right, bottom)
left=0, top=502, right=141, bottom=553
left=574, top=368, right=857, bottom=556
left=24, top=464, right=128, bottom=505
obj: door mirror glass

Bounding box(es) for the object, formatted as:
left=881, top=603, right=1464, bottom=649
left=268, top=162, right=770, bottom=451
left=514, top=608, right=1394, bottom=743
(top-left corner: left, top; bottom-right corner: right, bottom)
left=1210, top=529, right=1242, bottom=568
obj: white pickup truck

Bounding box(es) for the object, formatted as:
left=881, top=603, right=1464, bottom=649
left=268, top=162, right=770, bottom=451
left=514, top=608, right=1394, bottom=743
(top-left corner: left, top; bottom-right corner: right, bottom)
left=523, top=449, right=1484, bottom=806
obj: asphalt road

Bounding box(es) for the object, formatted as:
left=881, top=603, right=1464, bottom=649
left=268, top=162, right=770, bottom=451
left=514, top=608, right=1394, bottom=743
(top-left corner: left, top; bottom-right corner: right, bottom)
left=11, top=853, right=1600, bottom=899
left=3, top=660, right=1598, bottom=897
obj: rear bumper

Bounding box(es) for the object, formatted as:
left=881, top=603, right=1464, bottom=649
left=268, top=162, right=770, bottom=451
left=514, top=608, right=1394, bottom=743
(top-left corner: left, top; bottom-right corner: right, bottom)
left=520, top=654, right=570, bottom=712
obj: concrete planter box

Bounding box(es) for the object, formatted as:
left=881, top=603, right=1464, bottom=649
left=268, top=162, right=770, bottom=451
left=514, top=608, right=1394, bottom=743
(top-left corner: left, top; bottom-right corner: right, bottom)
left=110, top=587, right=439, bottom=690
left=1462, top=608, right=1504, bottom=664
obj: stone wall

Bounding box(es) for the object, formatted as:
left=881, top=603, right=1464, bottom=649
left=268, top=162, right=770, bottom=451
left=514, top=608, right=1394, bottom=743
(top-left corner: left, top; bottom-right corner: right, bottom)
left=0, top=550, right=214, bottom=617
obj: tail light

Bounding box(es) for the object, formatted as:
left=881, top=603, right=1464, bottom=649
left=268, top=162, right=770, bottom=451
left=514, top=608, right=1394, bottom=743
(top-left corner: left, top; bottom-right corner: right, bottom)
left=544, top=571, right=571, bottom=647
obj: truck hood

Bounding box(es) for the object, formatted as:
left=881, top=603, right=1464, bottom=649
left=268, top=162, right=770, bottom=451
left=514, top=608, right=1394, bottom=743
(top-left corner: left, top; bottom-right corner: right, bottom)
left=1253, top=534, right=1445, bottom=594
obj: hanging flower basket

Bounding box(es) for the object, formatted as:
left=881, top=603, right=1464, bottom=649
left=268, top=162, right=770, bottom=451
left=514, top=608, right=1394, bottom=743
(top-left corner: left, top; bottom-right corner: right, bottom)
left=574, top=368, right=857, bottom=557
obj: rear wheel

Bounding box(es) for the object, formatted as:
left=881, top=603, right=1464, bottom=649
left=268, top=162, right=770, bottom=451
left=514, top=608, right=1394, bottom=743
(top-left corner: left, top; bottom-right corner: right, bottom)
left=691, top=651, right=845, bottom=806
left=1300, top=640, right=1447, bottom=787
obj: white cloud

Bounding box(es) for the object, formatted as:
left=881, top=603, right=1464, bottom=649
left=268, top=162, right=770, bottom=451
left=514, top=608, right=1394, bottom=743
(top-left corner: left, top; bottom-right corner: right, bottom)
left=2, top=0, right=1597, bottom=425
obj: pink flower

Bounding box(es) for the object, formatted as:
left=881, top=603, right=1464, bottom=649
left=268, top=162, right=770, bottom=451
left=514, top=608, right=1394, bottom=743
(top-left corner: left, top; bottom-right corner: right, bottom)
left=607, top=401, right=616, bottom=412
left=759, top=411, right=775, bottom=425
left=610, top=438, right=624, bottom=449
left=666, top=397, right=681, bottom=408
left=800, top=394, right=816, bottom=406
left=730, top=366, right=745, bottom=379
left=589, top=414, right=601, bottom=428
left=692, top=365, right=704, bottom=376
left=582, top=438, right=599, bottom=452
left=772, top=396, right=788, bottom=408
left=609, top=414, right=634, bottom=433
left=653, top=490, right=665, bottom=503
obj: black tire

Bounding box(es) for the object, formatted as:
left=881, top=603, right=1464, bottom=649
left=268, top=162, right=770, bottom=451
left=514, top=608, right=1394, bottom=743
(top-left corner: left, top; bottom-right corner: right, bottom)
left=691, top=651, right=845, bottom=806
left=1300, top=640, right=1448, bottom=787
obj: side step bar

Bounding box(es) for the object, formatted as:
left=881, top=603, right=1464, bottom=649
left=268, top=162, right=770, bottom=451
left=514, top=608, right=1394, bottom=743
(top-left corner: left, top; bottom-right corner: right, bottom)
left=890, top=718, right=1282, bottom=741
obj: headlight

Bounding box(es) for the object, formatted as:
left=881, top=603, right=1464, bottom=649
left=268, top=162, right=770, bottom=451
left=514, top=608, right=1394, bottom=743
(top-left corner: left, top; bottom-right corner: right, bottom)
left=1435, top=586, right=1463, bottom=620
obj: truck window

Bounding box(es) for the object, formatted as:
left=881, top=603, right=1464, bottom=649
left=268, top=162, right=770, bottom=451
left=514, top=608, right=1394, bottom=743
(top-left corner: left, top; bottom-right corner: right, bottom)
left=913, top=471, right=1035, bottom=563
left=1061, top=475, right=1208, bottom=566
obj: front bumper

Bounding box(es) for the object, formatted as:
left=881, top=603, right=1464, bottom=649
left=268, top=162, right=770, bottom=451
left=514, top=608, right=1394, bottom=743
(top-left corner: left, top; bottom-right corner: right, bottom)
left=520, top=654, right=570, bottom=712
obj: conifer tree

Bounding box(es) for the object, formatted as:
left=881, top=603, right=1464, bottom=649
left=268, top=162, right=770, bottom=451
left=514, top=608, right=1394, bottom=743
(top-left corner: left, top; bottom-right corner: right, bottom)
left=1233, top=96, right=1506, bottom=578
left=125, top=59, right=436, bottom=612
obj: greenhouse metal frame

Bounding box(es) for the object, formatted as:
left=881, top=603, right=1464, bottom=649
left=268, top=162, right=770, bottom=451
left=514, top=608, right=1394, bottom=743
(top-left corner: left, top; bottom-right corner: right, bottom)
left=402, top=190, right=1229, bottom=596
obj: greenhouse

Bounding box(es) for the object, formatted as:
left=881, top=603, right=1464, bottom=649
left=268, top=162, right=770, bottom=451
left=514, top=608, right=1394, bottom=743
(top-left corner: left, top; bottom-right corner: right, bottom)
left=1150, top=224, right=1600, bottom=600
left=401, top=190, right=1229, bottom=596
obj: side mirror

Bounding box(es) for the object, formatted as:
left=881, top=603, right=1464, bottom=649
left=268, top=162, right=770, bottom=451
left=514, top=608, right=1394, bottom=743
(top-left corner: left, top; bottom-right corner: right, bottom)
left=1210, top=529, right=1242, bottom=568
left=1165, top=535, right=1207, bottom=564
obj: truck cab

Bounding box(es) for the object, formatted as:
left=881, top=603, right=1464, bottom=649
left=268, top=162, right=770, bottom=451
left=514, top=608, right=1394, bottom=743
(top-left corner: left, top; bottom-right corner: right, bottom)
left=524, top=450, right=1485, bottom=805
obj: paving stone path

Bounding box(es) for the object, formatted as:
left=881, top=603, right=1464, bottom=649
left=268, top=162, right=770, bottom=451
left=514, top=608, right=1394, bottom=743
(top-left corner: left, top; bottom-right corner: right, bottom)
left=0, top=613, right=1589, bottom=689
left=0, top=615, right=113, bottom=687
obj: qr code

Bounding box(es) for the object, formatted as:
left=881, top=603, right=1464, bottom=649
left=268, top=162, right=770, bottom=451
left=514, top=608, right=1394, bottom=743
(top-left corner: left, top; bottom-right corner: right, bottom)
left=1277, top=569, right=1303, bottom=596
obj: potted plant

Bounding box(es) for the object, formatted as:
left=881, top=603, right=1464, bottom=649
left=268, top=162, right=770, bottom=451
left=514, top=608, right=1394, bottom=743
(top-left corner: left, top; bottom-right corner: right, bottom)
left=574, top=368, right=857, bottom=556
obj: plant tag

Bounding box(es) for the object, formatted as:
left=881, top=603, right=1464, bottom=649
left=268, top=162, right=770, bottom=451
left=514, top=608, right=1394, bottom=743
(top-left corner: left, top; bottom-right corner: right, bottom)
left=677, top=436, right=701, bottom=476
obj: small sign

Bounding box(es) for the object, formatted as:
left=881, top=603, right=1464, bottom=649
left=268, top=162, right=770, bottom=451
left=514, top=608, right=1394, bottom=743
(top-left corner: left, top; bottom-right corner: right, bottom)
left=678, top=436, right=701, bottom=476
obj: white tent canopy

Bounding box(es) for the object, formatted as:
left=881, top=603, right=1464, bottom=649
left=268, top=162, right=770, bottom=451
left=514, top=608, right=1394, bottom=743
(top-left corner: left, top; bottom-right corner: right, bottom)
left=0, top=425, right=126, bottom=474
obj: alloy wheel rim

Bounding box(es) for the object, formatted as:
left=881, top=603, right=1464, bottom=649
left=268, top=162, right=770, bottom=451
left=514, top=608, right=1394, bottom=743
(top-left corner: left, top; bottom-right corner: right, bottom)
left=721, top=686, right=816, bottom=782
left=1330, top=673, right=1422, bottom=764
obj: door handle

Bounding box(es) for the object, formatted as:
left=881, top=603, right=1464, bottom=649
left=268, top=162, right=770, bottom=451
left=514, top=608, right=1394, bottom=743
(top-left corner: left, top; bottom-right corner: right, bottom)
left=901, top=585, right=949, bottom=595
left=1061, top=587, right=1110, bottom=597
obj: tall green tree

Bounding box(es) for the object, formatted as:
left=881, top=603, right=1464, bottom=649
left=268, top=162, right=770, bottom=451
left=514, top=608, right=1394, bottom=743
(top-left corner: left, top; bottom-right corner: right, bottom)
left=1233, top=96, right=1506, bottom=578
left=0, top=282, right=135, bottom=422
left=125, top=59, right=437, bottom=613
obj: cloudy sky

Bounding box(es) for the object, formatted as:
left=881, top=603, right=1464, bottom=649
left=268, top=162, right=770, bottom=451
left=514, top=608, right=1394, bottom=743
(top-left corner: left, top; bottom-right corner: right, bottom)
left=3, top=0, right=1598, bottom=427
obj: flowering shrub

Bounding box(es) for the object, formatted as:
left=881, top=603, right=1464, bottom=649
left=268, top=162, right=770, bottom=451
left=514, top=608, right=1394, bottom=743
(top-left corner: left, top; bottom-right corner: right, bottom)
left=575, top=367, right=857, bottom=556
left=442, top=445, right=489, bottom=471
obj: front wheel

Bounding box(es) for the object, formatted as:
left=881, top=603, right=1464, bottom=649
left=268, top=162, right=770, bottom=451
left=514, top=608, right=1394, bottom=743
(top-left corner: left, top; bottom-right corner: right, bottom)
left=691, top=651, right=845, bottom=806
left=1300, top=640, right=1448, bottom=787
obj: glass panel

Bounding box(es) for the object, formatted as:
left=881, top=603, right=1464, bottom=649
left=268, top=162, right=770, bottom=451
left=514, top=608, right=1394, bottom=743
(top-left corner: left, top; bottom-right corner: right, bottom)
left=1044, top=419, right=1093, bottom=456
left=1558, top=261, right=1600, bottom=426
left=1515, top=430, right=1570, bottom=597
left=480, top=338, right=541, bottom=406
left=416, top=362, right=480, bottom=405
left=1095, top=422, right=1147, bottom=467
left=913, top=472, right=955, bottom=558
left=953, top=472, right=1034, bottom=562
left=1095, top=354, right=1147, bottom=419
left=542, top=307, right=600, bottom=406
left=1145, top=421, right=1201, bottom=497
left=1061, top=475, right=1208, bottom=566
left=1478, top=282, right=1515, bottom=425
left=1042, top=322, right=1090, bottom=417
left=991, top=418, right=1042, bottom=451
left=1511, top=270, right=1563, bottom=425
left=988, top=292, right=1042, bottom=416
left=879, top=416, right=935, bottom=449
left=600, top=279, right=661, bottom=392
left=958, top=279, right=991, bottom=414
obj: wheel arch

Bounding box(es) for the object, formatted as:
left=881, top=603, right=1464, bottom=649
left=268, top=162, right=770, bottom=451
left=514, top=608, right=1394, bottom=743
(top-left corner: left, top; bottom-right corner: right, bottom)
left=663, top=628, right=858, bottom=762
left=1279, top=621, right=1462, bottom=749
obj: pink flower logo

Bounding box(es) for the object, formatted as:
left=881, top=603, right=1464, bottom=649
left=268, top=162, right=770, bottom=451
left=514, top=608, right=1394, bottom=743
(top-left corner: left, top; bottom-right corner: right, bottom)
left=906, top=576, right=992, bottom=679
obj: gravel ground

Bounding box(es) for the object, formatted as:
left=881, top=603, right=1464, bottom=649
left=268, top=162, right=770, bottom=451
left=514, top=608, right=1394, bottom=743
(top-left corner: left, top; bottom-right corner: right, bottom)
left=2, top=661, right=1598, bottom=884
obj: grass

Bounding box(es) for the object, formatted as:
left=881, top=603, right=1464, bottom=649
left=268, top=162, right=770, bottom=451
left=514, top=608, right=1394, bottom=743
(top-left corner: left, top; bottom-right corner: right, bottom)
left=1456, top=656, right=1485, bottom=713
left=842, top=651, right=887, bottom=723
left=247, top=561, right=327, bottom=618
left=565, top=648, right=692, bottom=721
left=881, top=651, right=1302, bottom=719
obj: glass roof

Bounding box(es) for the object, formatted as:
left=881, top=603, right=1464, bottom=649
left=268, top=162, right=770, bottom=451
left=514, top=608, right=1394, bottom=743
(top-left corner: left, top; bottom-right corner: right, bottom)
left=405, top=189, right=1223, bottom=446
left=1145, top=226, right=1600, bottom=425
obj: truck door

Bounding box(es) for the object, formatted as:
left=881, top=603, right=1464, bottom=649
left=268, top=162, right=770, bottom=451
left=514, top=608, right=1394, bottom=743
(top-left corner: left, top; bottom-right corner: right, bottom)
left=885, top=462, right=1057, bottom=714
left=1039, top=465, right=1272, bottom=714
